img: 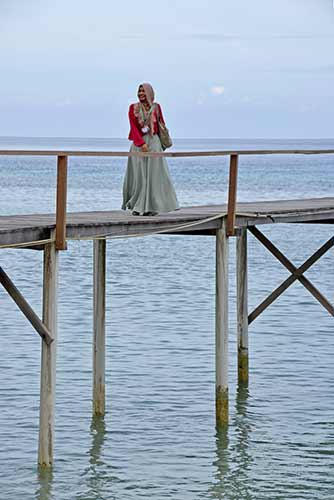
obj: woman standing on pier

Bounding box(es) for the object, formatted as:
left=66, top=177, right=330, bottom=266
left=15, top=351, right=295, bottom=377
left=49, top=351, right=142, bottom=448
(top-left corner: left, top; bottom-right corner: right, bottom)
left=122, top=83, right=179, bottom=216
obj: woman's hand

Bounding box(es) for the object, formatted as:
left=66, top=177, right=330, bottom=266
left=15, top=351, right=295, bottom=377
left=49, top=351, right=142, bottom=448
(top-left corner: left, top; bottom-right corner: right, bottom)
left=141, top=143, right=149, bottom=153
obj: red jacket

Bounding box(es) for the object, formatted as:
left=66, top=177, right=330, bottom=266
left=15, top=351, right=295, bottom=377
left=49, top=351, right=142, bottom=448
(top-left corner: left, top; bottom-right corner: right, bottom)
left=128, top=103, right=165, bottom=147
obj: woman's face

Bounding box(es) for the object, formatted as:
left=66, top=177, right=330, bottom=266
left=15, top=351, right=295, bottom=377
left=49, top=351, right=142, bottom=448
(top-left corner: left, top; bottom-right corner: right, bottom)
left=137, top=85, right=147, bottom=103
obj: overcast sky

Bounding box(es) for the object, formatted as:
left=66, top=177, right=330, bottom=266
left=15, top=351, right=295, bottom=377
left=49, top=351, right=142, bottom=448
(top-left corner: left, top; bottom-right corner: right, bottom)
left=1, top=0, right=333, bottom=138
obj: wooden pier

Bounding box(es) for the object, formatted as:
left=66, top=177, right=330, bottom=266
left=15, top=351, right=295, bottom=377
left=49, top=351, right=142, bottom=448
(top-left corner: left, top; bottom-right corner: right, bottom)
left=0, top=148, right=333, bottom=466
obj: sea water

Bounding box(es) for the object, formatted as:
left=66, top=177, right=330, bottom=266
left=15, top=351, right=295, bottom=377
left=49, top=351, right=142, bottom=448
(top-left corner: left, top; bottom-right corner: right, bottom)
left=0, top=137, right=333, bottom=500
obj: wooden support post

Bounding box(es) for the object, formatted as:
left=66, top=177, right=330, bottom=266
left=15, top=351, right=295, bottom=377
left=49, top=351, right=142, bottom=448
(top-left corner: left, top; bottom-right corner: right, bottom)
left=38, top=238, right=59, bottom=467
left=55, top=155, right=68, bottom=251
left=215, top=222, right=229, bottom=424
left=226, top=154, right=239, bottom=237
left=236, top=228, right=248, bottom=385
left=93, top=239, right=106, bottom=416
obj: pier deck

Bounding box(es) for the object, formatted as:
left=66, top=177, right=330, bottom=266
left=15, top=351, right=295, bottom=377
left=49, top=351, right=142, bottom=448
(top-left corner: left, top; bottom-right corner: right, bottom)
left=1, top=197, right=334, bottom=248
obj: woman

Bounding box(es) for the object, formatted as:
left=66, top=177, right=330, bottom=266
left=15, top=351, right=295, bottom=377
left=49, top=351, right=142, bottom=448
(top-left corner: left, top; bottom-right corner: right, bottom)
left=122, top=83, right=179, bottom=216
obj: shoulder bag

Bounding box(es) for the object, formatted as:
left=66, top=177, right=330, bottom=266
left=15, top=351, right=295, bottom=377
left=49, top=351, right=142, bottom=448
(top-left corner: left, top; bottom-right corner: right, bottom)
left=156, top=105, right=173, bottom=150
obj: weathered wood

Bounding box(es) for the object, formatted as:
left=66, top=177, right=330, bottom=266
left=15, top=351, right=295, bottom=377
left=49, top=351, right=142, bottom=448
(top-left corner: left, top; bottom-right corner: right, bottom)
left=38, top=240, right=59, bottom=467
left=236, top=229, right=248, bottom=384
left=1, top=197, right=334, bottom=249
left=0, top=267, right=53, bottom=344
left=227, top=154, right=239, bottom=236
left=93, top=239, right=106, bottom=416
left=55, top=155, right=68, bottom=251
left=216, top=222, right=229, bottom=424
left=1, top=149, right=334, bottom=157
left=248, top=229, right=334, bottom=323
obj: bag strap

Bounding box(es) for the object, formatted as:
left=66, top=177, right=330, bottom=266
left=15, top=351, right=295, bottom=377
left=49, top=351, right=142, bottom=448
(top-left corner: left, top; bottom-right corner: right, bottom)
left=155, top=103, right=162, bottom=122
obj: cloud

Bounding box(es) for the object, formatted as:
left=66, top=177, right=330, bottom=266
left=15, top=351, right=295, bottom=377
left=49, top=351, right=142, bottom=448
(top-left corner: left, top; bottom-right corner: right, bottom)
left=211, top=86, right=225, bottom=96
left=55, top=99, right=73, bottom=108
left=298, top=103, right=318, bottom=113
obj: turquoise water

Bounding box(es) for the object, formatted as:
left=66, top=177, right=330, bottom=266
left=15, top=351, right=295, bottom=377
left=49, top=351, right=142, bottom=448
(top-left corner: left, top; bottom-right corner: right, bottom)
left=0, top=138, right=333, bottom=499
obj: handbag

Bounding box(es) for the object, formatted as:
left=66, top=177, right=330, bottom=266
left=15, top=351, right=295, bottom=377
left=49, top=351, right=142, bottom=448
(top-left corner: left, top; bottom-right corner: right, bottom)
left=156, top=106, right=173, bottom=150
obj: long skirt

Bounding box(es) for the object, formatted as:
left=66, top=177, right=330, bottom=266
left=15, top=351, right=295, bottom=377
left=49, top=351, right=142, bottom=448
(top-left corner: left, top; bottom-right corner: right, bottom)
left=122, top=134, right=179, bottom=214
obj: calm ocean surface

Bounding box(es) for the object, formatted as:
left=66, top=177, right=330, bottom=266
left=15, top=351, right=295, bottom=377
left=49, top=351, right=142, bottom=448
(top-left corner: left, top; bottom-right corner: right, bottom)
left=0, top=137, right=333, bottom=500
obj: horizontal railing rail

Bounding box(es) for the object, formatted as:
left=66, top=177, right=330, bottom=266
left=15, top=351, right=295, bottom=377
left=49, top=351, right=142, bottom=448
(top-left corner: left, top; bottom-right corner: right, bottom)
left=0, top=149, right=334, bottom=157
left=1, top=148, right=333, bottom=249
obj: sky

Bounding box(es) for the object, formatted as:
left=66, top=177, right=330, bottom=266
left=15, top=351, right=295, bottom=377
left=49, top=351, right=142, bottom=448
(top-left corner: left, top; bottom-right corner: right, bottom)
left=0, top=0, right=333, bottom=138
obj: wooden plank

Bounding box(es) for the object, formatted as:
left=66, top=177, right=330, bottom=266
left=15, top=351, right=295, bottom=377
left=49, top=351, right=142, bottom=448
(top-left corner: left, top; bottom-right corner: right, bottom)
left=38, top=239, right=59, bottom=467
left=167, top=229, right=217, bottom=236
left=237, top=212, right=334, bottom=228
left=0, top=197, right=334, bottom=230
left=216, top=223, right=229, bottom=424
left=0, top=197, right=334, bottom=248
left=93, top=239, right=106, bottom=416
left=55, top=155, right=68, bottom=250
left=0, top=267, right=53, bottom=344
left=248, top=230, right=334, bottom=323
left=236, top=229, right=248, bottom=384
left=227, top=154, right=238, bottom=236
left=1, top=149, right=334, bottom=157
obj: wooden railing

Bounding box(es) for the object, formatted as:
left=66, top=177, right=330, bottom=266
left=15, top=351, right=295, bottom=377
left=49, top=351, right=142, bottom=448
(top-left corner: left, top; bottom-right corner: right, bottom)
left=1, top=148, right=334, bottom=249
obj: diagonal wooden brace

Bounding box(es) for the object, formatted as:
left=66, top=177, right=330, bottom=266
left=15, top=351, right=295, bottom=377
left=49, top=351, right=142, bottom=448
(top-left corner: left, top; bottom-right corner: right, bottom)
left=248, top=227, right=334, bottom=323
left=0, top=266, right=54, bottom=344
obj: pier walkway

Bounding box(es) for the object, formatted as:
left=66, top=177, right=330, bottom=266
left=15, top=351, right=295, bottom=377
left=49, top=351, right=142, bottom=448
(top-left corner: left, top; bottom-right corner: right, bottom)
left=0, top=148, right=333, bottom=467
left=1, top=198, right=334, bottom=248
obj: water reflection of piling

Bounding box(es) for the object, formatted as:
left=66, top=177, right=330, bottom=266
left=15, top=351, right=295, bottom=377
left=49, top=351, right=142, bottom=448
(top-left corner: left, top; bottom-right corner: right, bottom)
left=209, top=385, right=253, bottom=500
left=89, top=415, right=106, bottom=467
left=78, top=416, right=120, bottom=500
left=233, top=385, right=253, bottom=500
left=35, top=466, right=53, bottom=500
left=235, top=385, right=252, bottom=471
left=76, top=416, right=108, bottom=500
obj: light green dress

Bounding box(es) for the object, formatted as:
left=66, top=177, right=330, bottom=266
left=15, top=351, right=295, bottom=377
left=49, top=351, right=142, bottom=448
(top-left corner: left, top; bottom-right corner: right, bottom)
left=122, top=134, right=179, bottom=214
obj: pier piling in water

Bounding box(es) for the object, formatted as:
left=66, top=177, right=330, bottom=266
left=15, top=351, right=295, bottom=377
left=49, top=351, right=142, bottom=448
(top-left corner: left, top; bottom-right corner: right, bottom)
left=38, top=238, right=59, bottom=467
left=93, top=239, right=106, bottom=416
left=215, top=223, right=229, bottom=424
left=236, top=228, right=249, bottom=384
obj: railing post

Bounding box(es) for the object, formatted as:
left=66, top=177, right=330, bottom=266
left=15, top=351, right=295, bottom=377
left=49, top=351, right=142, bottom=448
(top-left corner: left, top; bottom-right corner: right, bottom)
left=55, top=155, right=68, bottom=250
left=226, top=154, right=239, bottom=237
